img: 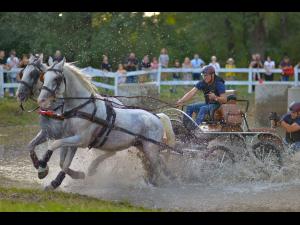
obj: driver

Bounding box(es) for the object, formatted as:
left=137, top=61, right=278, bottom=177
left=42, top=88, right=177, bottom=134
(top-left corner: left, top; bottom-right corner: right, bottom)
left=176, top=65, right=227, bottom=128
left=276, top=102, right=300, bottom=151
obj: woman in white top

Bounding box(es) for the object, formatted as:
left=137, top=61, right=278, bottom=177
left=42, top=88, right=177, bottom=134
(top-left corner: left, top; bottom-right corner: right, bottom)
left=263, top=56, right=275, bottom=81
left=209, top=56, right=220, bottom=75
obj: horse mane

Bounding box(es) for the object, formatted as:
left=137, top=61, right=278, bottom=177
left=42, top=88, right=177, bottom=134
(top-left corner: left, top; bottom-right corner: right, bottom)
left=64, top=63, right=98, bottom=95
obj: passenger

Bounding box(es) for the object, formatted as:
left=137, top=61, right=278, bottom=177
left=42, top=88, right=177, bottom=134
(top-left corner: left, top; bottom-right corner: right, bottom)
left=176, top=65, right=227, bottom=129
left=276, top=102, right=300, bottom=152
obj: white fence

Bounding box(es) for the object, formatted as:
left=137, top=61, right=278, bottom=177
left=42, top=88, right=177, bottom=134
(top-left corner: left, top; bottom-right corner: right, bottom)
left=1, top=65, right=299, bottom=97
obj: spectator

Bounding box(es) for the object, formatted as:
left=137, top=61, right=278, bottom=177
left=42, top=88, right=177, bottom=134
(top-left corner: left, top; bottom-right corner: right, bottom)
left=140, top=55, right=151, bottom=70
left=18, top=54, right=29, bottom=68
left=159, top=48, right=169, bottom=81
left=191, top=54, right=205, bottom=80
left=263, top=56, right=275, bottom=81
left=125, top=52, right=139, bottom=83
left=101, top=55, right=112, bottom=72
left=116, top=63, right=127, bottom=84
left=170, top=59, right=181, bottom=93
left=209, top=56, right=220, bottom=75
left=182, top=57, right=192, bottom=81
left=53, top=50, right=63, bottom=63
left=225, top=58, right=236, bottom=89
left=6, top=49, right=20, bottom=96
left=139, top=55, right=151, bottom=83
left=149, top=57, right=159, bottom=81
left=279, top=56, right=294, bottom=81
left=159, top=48, right=169, bottom=68
left=0, top=50, right=9, bottom=95
left=249, top=53, right=263, bottom=91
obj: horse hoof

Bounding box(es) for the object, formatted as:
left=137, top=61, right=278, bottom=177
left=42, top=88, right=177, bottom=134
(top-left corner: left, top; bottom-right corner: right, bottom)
left=38, top=165, right=49, bottom=179
left=44, top=184, right=54, bottom=191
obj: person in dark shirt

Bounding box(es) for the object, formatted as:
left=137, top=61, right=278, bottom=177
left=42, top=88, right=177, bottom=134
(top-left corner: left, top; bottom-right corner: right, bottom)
left=276, top=102, right=300, bottom=151
left=53, top=50, right=64, bottom=63
left=101, top=55, right=112, bottom=72
left=176, top=65, right=227, bottom=127
left=125, top=52, right=138, bottom=83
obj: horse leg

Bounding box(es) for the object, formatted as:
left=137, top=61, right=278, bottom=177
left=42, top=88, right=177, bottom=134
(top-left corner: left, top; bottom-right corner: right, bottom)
left=45, top=147, right=79, bottom=191
left=28, top=130, right=47, bottom=169
left=38, top=135, right=82, bottom=180
left=60, top=147, right=85, bottom=179
left=141, top=142, right=172, bottom=186
left=87, top=152, right=116, bottom=176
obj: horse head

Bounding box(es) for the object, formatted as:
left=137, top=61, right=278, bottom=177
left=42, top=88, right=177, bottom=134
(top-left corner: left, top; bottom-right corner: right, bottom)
left=38, top=58, right=66, bottom=109
left=16, top=53, right=47, bottom=102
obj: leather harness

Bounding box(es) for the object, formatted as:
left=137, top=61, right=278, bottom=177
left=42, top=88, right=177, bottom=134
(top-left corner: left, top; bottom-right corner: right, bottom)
left=39, top=66, right=183, bottom=154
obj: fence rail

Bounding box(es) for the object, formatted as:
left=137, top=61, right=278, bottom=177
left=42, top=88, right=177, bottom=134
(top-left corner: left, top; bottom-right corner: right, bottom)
left=1, top=65, right=299, bottom=97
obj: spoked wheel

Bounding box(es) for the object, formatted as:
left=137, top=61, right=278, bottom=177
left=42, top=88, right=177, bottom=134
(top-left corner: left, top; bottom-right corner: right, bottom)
left=252, top=141, right=282, bottom=169
left=162, top=108, right=199, bottom=143
left=204, top=145, right=235, bottom=165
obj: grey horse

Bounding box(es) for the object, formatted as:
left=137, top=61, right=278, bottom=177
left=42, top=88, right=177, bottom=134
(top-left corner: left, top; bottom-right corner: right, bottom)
left=16, top=54, right=124, bottom=180
left=37, top=59, right=176, bottom=190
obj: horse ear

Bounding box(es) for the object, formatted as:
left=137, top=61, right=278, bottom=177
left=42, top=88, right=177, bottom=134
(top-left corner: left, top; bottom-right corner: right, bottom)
left=39, top=53, right=44, bottom=62
left=48, top=56, right=53, bottom=66
left=56, top=58, right=65, bottom=70
left=36, top=53, right=44, bottom=64
left=29, top=54, right=35, bottom=63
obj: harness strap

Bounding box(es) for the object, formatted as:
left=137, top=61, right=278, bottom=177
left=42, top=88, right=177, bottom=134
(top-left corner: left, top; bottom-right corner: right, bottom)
left=87, top=100, right=116, bottom=149
left=66, top=110, right=182, bottom=154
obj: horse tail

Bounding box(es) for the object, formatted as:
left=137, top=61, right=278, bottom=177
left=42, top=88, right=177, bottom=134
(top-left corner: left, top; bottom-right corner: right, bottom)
left=157, top=113, right=176, bottom=148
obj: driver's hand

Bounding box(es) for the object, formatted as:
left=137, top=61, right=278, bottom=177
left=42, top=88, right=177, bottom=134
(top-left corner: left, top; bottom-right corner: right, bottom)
left=207, top=92, right=216, bottom=101
left=176, top=99, right=184, bottom=107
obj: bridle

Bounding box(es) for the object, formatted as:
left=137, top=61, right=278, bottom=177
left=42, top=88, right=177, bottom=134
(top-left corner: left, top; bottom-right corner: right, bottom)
left=41, top=67, right=66, bottom=98
left=19, top=62, right=45, bottom=96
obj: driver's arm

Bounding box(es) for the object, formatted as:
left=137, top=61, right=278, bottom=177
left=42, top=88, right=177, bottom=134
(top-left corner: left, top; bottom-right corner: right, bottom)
left=215, top=93, right=227, bottom=104
left=176, top=87, right=198, bottom=106
left=280, top=121, right=300, bottom=133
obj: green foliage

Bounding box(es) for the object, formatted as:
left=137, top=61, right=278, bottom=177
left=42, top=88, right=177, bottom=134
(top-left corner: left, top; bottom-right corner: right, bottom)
left=1, top=12, right=300, bottom=69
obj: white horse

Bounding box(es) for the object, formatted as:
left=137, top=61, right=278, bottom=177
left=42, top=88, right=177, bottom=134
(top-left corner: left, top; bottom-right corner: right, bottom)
left=37, top=58, right=176, bottom=190
left=16, top=54, right=125, bottom=181
left=16, top=54, right=86, bottom=180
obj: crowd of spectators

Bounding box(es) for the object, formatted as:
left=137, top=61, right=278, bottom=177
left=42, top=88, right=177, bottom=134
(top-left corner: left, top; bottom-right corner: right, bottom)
left=0, top=49, right=63, bottom=96
left=1, top=47, right=299, bottom=96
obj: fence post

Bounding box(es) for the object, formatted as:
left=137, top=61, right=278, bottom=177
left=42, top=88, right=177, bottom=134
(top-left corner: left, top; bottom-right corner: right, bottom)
left=157, top=63, right=162, bottom=94
left=0, top=66, right=4, bottom=97
left=248, top=68, right=252, bottom=94
left=294, top=66, right=299, bottom=87
left=114, top=72, right=118, bottom=96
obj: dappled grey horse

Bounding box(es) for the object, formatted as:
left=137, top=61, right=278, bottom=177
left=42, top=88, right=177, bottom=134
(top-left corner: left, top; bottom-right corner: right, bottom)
left=16, top=54, right=124, bottom=180
left=37, top=59, right=176, bottom=190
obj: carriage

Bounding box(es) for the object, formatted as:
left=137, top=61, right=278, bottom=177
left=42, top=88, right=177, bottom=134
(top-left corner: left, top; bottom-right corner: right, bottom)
left=161, top=91, right=285, bottom=168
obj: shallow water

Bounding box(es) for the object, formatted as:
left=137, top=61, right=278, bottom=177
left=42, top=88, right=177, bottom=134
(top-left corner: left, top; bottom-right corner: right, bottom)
left=1, top=125, right=300, bottom=211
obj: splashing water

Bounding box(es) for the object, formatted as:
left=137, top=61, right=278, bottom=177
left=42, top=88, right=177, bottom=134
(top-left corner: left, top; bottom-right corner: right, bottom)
left=2, top=126, right=300, bottom=211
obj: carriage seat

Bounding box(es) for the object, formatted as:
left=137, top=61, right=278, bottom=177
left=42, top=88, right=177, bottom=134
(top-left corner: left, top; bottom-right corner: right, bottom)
left=213, top=94, right=243, bottom=126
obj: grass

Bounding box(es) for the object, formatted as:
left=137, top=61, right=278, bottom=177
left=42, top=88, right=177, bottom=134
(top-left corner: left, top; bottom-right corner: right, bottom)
left=0, top=97, right=39, bottom=126
left=0, top=186, right=158, bottom=212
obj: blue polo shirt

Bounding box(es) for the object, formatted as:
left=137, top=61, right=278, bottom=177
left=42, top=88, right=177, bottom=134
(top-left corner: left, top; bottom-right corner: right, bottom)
left=282, top=113, right=300, bottom=126
left=195, top=79, right=226, bottom=96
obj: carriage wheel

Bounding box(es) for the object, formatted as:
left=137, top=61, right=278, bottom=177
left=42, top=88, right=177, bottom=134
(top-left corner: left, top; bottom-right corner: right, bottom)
left=204, top=145, right=235, bottom=165
left=252, top=141, right=282, bottom=168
